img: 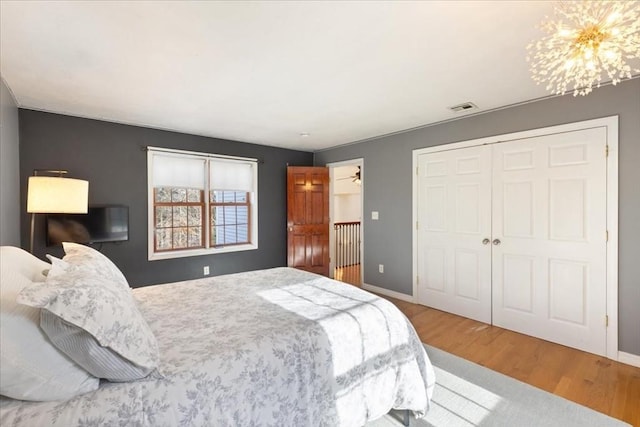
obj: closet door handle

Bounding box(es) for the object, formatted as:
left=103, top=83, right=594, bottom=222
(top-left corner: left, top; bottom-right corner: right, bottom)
left=492, top=239, right=501, bottom=245
left=482, top=238, right=491, bottom=245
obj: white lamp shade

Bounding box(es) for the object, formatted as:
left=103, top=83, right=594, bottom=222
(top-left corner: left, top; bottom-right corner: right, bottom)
left=27, top=176, right=89, bottom=214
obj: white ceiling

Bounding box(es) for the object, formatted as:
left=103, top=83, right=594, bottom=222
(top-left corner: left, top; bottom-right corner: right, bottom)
left=1, top=1, right=565, bottom=151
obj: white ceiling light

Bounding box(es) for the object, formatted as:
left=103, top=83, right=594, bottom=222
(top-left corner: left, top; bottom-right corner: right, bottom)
left=527, top=1, right=640, bottom=96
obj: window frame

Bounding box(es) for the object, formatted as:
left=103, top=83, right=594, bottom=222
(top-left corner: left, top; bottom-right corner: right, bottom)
left=147, top=147, right=258, bottom=261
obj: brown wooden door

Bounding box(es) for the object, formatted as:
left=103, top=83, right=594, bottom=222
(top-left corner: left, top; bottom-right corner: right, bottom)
left=287, top=166, right=330, bottom=276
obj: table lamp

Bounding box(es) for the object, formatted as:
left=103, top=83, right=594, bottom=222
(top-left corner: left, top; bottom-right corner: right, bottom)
left=27, top=170, right=89, bottom=253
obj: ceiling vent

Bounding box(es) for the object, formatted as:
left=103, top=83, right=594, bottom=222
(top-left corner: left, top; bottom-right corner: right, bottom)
left=448, top=102, right=478, bottom=113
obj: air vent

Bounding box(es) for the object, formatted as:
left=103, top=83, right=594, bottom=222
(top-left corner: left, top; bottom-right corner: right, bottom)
left=448, top=102, right=478, bottom=113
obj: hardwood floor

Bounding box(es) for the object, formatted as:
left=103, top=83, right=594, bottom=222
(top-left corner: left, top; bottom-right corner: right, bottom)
left=334, top=264, right=361, bottom=286
left=382, top=296, right=640, bottom=426
left=333, top=271, right=640, bottom=426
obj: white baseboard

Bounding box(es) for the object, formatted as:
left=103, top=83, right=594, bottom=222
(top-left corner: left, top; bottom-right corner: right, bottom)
left=618, top=351, right=640, bottom=368
left=362, top=283, right=415, bottom=303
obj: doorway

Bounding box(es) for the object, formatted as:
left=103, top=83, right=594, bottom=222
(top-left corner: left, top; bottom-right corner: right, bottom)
left=328, top=159, right=363, bottom=286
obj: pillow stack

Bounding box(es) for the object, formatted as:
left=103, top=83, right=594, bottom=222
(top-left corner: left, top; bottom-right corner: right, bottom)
left=1, top=244, right=160, bottom=402
left=0, top=246, right=98, bottom=401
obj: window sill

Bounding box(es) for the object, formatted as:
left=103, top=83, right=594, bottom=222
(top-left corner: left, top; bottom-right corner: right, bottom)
left=148, top=243, right=258, bottom=261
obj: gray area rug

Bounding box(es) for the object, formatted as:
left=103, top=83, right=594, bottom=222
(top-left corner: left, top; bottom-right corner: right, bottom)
left=370, top=345, right=629, bottom=427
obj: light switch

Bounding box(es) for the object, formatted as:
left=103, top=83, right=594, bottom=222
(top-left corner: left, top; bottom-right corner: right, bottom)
left=371, top=211, right=379, bottom=220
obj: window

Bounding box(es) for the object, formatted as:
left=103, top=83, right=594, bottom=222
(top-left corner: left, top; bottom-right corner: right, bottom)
left=210, top=191, right=250, bottom=246
left=154, top=188, right=204, bottom=251
left=147, top=148, right=258, bottom=260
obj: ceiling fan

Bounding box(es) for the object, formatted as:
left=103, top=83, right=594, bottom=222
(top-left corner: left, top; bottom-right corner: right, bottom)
left=337, top=166, right=361, bottom=184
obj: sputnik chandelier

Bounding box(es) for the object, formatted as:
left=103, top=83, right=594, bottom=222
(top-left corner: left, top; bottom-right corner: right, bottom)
left=527, top=1, right=640, bottom=96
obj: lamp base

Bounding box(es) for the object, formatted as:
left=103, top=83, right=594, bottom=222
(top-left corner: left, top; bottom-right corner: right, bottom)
left=30, top=213, right=35, bottom=254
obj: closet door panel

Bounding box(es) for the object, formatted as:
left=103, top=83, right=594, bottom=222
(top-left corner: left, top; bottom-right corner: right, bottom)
left=417, top=146, right=492, bottom=323
left=491, top=128, right=607, bottom=356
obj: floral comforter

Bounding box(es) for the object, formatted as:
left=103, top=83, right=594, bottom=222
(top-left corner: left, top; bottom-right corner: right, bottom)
left=0, top=267, right=435, bottom=427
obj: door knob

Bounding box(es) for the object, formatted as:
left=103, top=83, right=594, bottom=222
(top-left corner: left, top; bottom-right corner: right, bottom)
left=482, top=238, right=491, bottom=245
left=492, top=238, right=501, bottom=245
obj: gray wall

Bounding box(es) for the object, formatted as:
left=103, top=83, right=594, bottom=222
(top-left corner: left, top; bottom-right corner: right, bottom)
left=315, top=77, right=640, bottom=356
left=0, top=78, right=20, bottom=246
left=19, top=110, right=313, bottom=286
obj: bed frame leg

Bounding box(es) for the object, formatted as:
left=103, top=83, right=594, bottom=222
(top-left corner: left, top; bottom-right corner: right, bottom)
left=402, top=409, right=410, bottom=426
left=389, top=409, right=411, bottom=426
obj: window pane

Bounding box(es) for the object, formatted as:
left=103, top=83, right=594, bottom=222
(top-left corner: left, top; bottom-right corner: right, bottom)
left=188, top=227, right=202, bottom=247
left=225, top=226, right=237, bottom=243
left=237, top=224, right=248, bottom=242
left=155, top=187, right=171, bottom=203
left=171, top=188, right=187, bottom=202
left=173, top=206, right=188, bottom=227
left=213, top=225, right=223, bottom=245
left=224, top=206, right=236, bottom=224
left=212, top=206, right=225, bottom=225
left=236, top=192, right=247, bottom=203
left=156, top=206, right=172, bottom=228
left=187, top=189, right=201, bottom=202
left=237, top=206, right=248, bottom=224
left=210, top=190, right=220, bottom=203
left=188, top=206, right=202, bottom=226
left=156, top=229, right=172, bottom=250
left=173, top=227, right=188, bottom=248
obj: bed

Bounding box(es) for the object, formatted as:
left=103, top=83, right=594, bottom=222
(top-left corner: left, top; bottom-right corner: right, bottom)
left=0, top=245, right=435, bottom=426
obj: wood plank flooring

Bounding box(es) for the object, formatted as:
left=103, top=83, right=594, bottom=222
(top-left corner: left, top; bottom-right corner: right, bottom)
left=349, top=286, right=640, bottom=425
left=386, top=297, right=640, bottom=426
left=334, top=264, right=361, bottom=286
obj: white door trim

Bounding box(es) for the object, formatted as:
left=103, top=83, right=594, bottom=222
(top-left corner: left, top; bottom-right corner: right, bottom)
left=412, top=116, right=619, bottom=360
left=327, top=158, right=364, bottom=284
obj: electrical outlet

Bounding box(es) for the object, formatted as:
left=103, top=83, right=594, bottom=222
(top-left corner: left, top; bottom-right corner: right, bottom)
left=378, top=264, right=384, bottom=273
left=203, top=266, right=210, bottom=276
left=372, top=211, right=379, bottom=220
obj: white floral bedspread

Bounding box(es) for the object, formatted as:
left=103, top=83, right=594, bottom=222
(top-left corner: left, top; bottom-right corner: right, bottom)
left=1, top=267, right=435, bottom=427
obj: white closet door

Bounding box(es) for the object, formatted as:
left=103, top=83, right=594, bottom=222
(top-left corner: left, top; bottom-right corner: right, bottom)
left=491, top=128, right=607, bottom=355
left=417, top=146, right=492, bottom=323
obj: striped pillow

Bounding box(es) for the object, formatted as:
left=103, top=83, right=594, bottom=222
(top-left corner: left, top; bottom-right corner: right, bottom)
left=40, top=310, right=157, bottom=381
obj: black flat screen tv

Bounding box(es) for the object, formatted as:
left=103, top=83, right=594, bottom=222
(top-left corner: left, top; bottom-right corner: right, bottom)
left=46, top=205, right=129, bottom=246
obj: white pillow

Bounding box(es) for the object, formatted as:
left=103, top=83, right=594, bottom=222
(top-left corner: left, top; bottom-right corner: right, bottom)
left=44, top=254, right=69, bottom=278
left=17, top=267, right=160, bottom=381
left=0, top=246, right=99, bottom=401
left=61, top=242, right=129, bottom=289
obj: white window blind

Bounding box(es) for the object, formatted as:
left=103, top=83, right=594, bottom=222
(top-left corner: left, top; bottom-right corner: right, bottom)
left=209, top=159, right=254, bottom=192
left=152, top=154, right=206, bottom=189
